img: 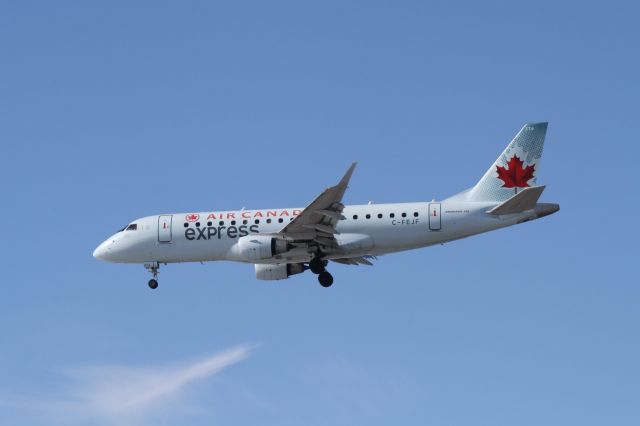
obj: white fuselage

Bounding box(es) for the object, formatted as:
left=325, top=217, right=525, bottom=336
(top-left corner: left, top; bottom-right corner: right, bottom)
left=93, top=200, right=540, bottom=265
left=93, top=123, right=559, bottom=287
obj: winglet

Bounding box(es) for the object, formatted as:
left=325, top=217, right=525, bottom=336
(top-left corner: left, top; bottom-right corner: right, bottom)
left=338, top=162, right=357, bottom=188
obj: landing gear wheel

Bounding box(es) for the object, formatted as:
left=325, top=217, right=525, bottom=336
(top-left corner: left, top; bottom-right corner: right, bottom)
left=309, top=258, right=325, bottom=274
left=318, top=271, right=334, bottom=287
left=144, top=262, right=160, bottom=290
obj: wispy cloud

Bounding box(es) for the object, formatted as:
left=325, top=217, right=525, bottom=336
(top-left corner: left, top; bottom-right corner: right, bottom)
left=2, top=345, right=252, bottom=426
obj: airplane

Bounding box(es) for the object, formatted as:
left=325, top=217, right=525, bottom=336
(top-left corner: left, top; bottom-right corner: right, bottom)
left=93, top=122, right=559, bottom=289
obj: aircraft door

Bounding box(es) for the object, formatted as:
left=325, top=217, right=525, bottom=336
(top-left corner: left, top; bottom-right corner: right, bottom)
left=428, top=203, right=441, bottom=231
left=158, top=215, right=173, bottom=242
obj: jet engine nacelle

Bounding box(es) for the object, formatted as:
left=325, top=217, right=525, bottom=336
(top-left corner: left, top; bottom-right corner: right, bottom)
left=255, top=263, right=306, bottom=280
left=237, top=235, right=290, bottom=261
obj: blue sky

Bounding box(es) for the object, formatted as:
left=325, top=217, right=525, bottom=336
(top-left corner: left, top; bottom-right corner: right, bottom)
left=1, top=1, right=638, bottom=425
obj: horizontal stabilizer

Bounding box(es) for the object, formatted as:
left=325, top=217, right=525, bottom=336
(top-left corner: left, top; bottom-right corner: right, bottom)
left=487, top=186, right=545, bottom=215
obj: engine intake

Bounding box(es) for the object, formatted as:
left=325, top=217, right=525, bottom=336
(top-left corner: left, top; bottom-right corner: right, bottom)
left=255, top=263, right=306, bottom=280
left=237, top=235, right=290, bottom=261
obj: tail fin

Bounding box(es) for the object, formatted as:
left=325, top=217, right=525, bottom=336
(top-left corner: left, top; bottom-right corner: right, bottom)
left=464, top=122, right=548, bottom=202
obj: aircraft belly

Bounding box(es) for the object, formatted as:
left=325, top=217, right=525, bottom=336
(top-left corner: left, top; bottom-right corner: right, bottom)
left=336, top=220, right=430, bottom=257
left=153, top=238, right=234, bottom=263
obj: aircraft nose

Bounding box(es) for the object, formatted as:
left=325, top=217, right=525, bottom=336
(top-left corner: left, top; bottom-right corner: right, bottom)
left=93, top=241, right=112, bottom=261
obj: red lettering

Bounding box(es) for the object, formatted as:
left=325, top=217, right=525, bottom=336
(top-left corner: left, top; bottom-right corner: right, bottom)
left=293, top=209, right=302, bottom=216
left=280, top=210, right=290, bottom=216
left=226, top=212, right=236, bottom=219
left=242, top=211, right=251, bottom=218
left=254, top=211, right=263, bottom=218
left=206, top=213, right=217, bottom=220
left=267, top=210, right=277, bottom=217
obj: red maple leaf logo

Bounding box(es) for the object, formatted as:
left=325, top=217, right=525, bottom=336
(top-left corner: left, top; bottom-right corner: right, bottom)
left=496, top=155, right=535, bottom=189
left=185, top=214, right=199, bottom=222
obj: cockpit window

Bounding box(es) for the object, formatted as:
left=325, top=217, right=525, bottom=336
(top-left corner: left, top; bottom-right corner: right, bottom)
left=125, top=224, right=138, bottom=231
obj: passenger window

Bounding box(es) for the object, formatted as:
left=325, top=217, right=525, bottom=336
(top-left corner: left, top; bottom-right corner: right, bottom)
left=267, top=218, right=272, bottom=224
left=196, top=222, right=201, bottom=227
left=243, top=219, right=248, bottom=225
left=413, top=212, right=419, bottom=217
left=183, top=223, right=188, bottom=228
left=231, top=220, right=236, bottom=225
left=278, top=218, right=283, bottom=223
left=125, top=224, right=137, bottom=231
left=219, top=221, right=224, bottom=226
left=207, top=221, right=212, bottom=226
left=390, top=213, right=395, bottom=218
left=377, top=213, right=382, bottom=219
left=353, top=215, right=358, bottom=220
left=366, top=214, right=371, bottom=219
left=401, top=213, right=406, bottom=218
left=255, top=219, right=260, bottom=224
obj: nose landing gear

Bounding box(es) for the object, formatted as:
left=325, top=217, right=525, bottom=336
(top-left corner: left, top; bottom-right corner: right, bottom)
left=144, top=262, right=160, bottom=290
left=309, top=257, right=333, bottom=287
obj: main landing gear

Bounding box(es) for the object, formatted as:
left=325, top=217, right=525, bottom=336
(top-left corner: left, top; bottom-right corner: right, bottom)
left=144, top=262, right=160, bottom=290
left=309, top=257, right=333, bottom=287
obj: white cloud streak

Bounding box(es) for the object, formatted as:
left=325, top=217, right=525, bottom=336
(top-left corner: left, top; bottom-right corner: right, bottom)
left=3, top=345, right=252, bottom=426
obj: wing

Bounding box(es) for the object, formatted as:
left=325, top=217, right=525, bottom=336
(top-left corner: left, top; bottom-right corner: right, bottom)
left=278, top=162, right=357, bottom=251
